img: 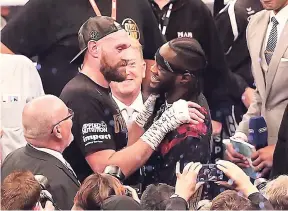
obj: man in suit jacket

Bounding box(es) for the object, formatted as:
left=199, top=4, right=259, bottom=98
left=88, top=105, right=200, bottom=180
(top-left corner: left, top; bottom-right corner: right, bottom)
left=1, top=95, right=80, bottom=210
left=110, top=37, right=146, bottom=127
left=226, top=0, right=288, bottom=177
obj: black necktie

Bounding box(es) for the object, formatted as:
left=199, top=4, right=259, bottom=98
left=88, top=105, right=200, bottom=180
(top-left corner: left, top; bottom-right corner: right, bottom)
left=265, top=17, right=279, bottom=65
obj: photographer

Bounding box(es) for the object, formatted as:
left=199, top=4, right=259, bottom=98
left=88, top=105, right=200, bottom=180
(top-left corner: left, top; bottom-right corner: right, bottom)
left=164, top=162, right=204, bottom=210
left=216, top=160, right=274, bottom=210
left=1, top=170, right=54, bottom=210
left=72, top=172, right=140, bottom=210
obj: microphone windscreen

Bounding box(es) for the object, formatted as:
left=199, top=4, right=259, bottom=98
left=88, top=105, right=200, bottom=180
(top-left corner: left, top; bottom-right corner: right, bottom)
left=248, top=116, right=268, bottom=149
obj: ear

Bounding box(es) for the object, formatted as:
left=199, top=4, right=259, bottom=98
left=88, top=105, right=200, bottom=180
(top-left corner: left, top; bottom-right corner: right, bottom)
left=87, top=41, right=99, bottom=58
left=142, top=61, right=146, bottom=78
left=54, top=125, right=63, bottom=139
left=180, top=73, right=192, bottom=84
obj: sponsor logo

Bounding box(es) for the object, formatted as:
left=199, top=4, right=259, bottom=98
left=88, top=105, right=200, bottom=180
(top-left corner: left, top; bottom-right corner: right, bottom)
left=177, top=31, right=193, bottom=38
left=246, top=7, right=255, bottom=15
left=82, top=122, right=108, bottom=134
left=83, top=134, right=112, bottom=143
left=122, top=18, right=140, bottom=40
left=259, top=127, right=267, bottom=133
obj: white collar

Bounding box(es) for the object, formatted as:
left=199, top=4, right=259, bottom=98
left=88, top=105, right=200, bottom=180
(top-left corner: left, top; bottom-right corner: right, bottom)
left=112, top=92, right=144, bottom=112
left=270, top=4, right=288, bottom=25
left=30, top=144, right=67, bottom=165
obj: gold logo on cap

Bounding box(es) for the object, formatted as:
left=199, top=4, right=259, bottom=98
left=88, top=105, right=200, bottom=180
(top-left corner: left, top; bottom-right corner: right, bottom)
left=121, top=18, right=140, bottom=40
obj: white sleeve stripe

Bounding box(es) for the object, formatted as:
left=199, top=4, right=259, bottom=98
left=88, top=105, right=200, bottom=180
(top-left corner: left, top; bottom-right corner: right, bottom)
left=228, top=0, right=239, bottom=42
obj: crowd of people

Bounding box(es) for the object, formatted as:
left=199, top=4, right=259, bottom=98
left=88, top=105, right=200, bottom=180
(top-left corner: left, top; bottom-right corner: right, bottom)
left=1, top=0, right=288, bottom=210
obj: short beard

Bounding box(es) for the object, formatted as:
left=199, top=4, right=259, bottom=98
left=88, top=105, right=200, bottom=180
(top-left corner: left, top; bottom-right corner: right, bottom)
left=100, top=53, right=127, bottom=82
left=148, top=77, right=175, bottom=95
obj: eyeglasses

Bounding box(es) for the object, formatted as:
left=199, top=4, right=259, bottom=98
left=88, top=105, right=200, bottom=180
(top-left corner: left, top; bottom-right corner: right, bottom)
left=51, top=108, right=74, bottom=134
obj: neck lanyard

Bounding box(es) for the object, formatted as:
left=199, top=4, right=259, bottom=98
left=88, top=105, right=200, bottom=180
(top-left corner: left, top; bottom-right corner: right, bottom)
left=89, top=0, right=117, bottom=20
left=159, top=3, right=174, bottom=36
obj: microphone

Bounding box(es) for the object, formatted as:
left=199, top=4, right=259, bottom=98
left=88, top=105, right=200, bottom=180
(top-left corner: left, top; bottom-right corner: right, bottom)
left=34, top=175, right=61, bottom=210
left=248, top=116, right=268, bottom=150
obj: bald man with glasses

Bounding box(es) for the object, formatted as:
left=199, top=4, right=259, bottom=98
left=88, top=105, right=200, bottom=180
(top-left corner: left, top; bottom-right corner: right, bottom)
left=1, top=95, right=80, bottom=210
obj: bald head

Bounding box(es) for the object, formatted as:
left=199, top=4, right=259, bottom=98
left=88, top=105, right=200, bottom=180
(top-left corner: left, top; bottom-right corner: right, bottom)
left=22, top=95, right=68, bottom=140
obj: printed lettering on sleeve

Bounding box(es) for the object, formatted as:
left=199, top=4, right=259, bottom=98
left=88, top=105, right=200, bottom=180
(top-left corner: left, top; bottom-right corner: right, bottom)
left=81, top=121, right=112, bottom=146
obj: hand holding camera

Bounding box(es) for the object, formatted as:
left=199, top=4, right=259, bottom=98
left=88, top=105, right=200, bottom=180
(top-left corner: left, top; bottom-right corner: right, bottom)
left=216, top=160, right=259, bottom=197
left=174, top=161, right=204, bottom=202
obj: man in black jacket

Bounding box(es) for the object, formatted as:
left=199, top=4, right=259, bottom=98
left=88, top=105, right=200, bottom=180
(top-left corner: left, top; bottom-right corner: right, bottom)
left=1, top=0, right=164, bottom=97
left=1, top=95, right=80, bottom=210
left=215, top=0, right=263, bottom=125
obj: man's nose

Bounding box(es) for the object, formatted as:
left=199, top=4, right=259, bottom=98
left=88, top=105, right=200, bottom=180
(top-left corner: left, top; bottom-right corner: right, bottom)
left=121, top=49, right=131, bottom=61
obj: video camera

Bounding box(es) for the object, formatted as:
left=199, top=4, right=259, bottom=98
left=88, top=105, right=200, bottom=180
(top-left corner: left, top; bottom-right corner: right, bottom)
left=34, top=175, right=61, bottom=210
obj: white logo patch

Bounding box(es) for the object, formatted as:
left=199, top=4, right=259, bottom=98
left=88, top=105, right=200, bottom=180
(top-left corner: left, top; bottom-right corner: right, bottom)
left=177, top=32, right=193, bottom=38
left=82, top=122, right=108, bottom=134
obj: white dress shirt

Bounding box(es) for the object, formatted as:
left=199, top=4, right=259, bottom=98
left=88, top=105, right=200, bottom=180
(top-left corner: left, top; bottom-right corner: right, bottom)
left=264, top=4, right=288, bottom=50
left=0, top=54, right=44, bottom=161
left=112, top=92, right=144, bottom=125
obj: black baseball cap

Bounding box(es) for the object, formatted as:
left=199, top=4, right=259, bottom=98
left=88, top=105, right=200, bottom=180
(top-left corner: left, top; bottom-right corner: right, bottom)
left=70, top=16, right=124, bottom=64
left=155, top=37, right=207, bottom=75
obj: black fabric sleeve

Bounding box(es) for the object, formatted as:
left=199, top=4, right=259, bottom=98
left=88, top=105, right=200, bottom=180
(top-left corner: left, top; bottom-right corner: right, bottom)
left=199, top=5, right=232, bottom=113
left=1, top=0, right=56, bottom=57
left=215, top=5, right=251, bottom=98
left=248, top=192, right=274, bottom=210
left=165, top=197, right=188, bottom=210
left=140, top=0, right=165, bottom=60
left=214, top=9, right=235, bottom=54
left=271, top=104, right=288, bottom=178
left=72, top=97, right=117, bottom=156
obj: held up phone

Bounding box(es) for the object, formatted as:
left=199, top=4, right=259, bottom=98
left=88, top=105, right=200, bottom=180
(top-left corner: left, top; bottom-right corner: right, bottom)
left=197, top=164, right=224, bottom=182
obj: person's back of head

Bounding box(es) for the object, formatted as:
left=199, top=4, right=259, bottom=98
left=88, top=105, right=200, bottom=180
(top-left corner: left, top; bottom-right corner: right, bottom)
left=73, top=173, right=125, bottom=210
left=1, top=170, right=41, bottom=210
left=211, top=190, right=256, bottom=210
left=140, top=183, right=175, bottom=210
left=22, top=94, right=74, bottom=152
left=263, top=175, right=288, bottom=210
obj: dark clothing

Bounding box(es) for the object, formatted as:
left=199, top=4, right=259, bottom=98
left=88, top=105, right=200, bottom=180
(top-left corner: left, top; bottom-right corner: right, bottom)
left=213, top=0, right=225, bottom=16
left=213, top=0, right=263, bottom=163
left=143, top=93, right=212, bottom=186
left=1, top=144, right=80, bottom=210
left=248, top=192, right=274, bottom=210
left=1, top=0, right=164, bottom=96
left=165, top=197, right=188, bottom=210
left=271, top=104, right=288, bottom=178
left=150, top=0, right=240, bottom=120
left=60, top=73, right=128, bottom=182
left=215, top=0, right=263, bottom=99
left=102, top=195, right=141, bottom=210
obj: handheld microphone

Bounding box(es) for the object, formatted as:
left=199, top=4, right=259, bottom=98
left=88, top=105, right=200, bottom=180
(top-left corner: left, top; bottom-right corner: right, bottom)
left=248, top=116, right=268, bottom=150
left=34, top=175, right=61, bottom=210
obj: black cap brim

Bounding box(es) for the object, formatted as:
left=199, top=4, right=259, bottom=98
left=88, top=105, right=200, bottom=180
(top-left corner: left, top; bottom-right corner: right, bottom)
left=70, top=47, right=87, bottom=64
